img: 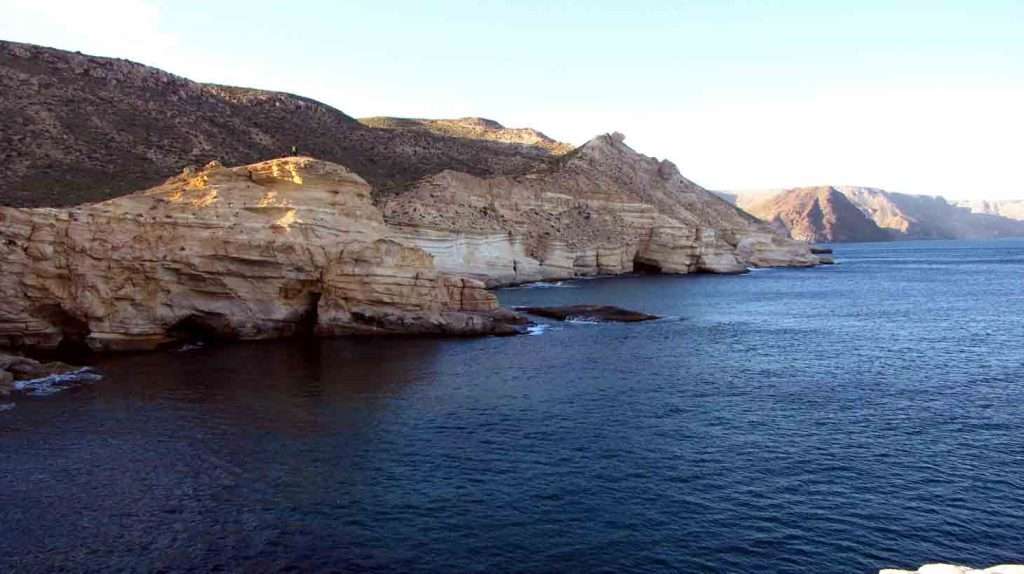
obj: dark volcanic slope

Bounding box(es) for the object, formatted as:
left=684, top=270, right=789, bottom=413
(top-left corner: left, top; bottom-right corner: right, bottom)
left=0, top=41, right=562, bottom=207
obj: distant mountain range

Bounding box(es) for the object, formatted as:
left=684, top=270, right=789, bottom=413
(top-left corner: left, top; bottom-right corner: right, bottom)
left=717, top=187, right=1024, bottom=243
left=953, top=199, right=1024, bottom=221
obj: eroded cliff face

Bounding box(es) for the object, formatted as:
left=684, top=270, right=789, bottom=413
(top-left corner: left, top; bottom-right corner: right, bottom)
left=0, top=158, right=525, bottom=351
left=0, top=134, right=824, bottom=352
left=383, top=133, right=821, bottom=285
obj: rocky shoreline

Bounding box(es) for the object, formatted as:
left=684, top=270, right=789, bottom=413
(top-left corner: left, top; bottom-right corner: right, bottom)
left=0, top=143, right=826, bottom=353
left=0, top=40, right=827, bottom=354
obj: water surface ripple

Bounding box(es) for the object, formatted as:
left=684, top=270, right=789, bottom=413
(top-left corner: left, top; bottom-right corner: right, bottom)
left=2, top=239, right=1023, bottom=573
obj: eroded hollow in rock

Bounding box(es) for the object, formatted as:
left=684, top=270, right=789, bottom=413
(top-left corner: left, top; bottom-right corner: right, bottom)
left=33, top=304, right=91, bottom=355
left=296, top=292, right=322, bottom=337
left=167, top=314, right=237, bottom=344
left=632, top=258, right=662, bottom=274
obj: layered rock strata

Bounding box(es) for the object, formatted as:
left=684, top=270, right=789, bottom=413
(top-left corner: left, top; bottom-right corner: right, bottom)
left=0, top=158, right=527, bottom=351
left=384, top=133, right=821, bottom=286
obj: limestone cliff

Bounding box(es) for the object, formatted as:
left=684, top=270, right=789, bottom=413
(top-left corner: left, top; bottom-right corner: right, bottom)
left=0, top=41, right=826, bottom=353
left=383, top=133, right=821, bottom=285
left=0, top=158, right=526, bottom=352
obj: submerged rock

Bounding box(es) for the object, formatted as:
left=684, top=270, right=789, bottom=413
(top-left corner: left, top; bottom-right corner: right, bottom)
left=0, top=352, right=79, bottom=381
left=0, top=350, right=99, bottom=398
left=516, top=305, right=660, bottom=323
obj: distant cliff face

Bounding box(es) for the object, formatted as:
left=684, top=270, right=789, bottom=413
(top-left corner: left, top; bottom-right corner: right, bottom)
left=0, top=40, right=562, bottom=207
left=737, top=187, right=890, bottom=243
left=722, top=187, right=1024, bottom=242
left=954, top=199, right=1024, bottom=222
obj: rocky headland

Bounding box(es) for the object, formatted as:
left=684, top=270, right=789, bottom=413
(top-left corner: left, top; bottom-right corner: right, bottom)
left=0, top=40, right=826, bottom=353
left=0, top=158, right=530, bottom=351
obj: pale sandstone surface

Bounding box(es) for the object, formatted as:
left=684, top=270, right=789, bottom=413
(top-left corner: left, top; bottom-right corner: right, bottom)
left=0, top=157, right=526, bottom=352
left=881, top=564, right=1024, bottom=574
left=0, top=137, right=824, bottom=353
left=384, top=133, right=821, bottom=285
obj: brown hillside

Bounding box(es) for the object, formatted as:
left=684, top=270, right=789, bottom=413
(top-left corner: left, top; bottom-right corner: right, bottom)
left=743, top=187, right=891, bottom=243
left=0, top=41, right=561, bottom=207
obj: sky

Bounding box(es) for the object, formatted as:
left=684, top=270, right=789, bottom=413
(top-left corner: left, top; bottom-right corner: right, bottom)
left=2, top=0, right=1022, bottom=200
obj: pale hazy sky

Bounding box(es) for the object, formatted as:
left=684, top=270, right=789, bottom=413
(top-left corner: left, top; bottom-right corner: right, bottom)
left=2, top=0, right=1022, bottom=200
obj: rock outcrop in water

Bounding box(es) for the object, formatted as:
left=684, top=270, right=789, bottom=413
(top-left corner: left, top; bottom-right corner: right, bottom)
left=516, top=305, right=660, bottom=322
left=0, top=158, right=528, bottom=351
left=0, top=351, right=81, bottom=388
left=881, top=564, right=1024, bottom=574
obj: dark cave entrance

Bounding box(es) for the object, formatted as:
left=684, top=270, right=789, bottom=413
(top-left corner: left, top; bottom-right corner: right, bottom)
left=632, top=258, right=663, bottom=274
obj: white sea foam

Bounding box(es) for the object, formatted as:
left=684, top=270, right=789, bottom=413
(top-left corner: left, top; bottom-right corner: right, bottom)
left=526, top=324, right=550, bottom=336
left=506, top=280, right=578, bottom=290
left=13, top=368, right=103, bottom=397
left=564, top=318, right=603, bottom=325
left=0, top=403, right=14, bottom=412
left=177, top=342, right=206, bottom=352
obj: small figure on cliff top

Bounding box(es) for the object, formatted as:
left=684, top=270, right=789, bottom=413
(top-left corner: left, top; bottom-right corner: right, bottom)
left=290, top=145, right=299, bottom=157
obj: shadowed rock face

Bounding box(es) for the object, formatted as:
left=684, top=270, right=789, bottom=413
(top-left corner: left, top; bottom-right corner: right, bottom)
left=516, top=305, right=660, bottom=323
left=0, top=158, right=529, bottom=351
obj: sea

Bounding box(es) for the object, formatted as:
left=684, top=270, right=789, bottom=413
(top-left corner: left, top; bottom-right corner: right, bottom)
left=2, top=239, right=1023, bottom=573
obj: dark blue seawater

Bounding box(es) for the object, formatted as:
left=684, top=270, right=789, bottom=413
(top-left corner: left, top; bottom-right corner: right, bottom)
left=2, top=239, right=1023, bottom=573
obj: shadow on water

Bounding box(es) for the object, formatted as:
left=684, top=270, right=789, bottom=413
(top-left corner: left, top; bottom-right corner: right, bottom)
left=2, top=239, right=1024, bottom=573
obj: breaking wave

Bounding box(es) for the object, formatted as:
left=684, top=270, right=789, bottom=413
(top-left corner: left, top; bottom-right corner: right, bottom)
left=13, top=368, right=104, bottom=397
